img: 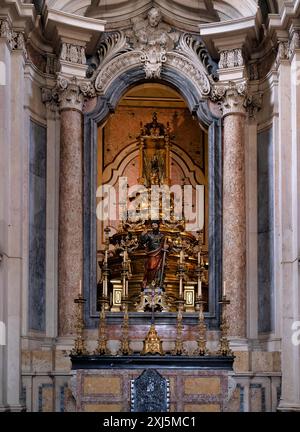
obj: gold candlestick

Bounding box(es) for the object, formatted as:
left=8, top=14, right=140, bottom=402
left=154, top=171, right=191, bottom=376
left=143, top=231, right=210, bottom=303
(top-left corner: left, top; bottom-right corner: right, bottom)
left=94, top=296, right=110, bottom=355
left=118, top=297, right=132, bottom=355
left=217, top=295, right=233, bottom=356
left=118, top=245, right=132, bottom=355
left=71, top=293, right=88, bottom=356
left=104, top=226, right=111, bottom=248
left=101, top=258, right=110, bottom=309
left=194, top=295, right=209, bottom=356
left=176, top=241, right=186, bottom=300
left=172, top=299, right=187, bottom=355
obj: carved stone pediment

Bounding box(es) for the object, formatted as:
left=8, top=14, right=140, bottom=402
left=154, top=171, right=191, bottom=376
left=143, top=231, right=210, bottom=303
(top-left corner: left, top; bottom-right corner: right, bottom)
left=93, top=7, right=216, bottom=98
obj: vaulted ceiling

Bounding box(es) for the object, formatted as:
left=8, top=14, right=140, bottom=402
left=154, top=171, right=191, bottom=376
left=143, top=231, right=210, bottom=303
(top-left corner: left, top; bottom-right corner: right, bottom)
left=45, top=0, right=263, bottom=31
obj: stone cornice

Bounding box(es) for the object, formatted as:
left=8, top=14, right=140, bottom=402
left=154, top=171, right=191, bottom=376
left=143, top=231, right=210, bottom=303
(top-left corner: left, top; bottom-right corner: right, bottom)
left=0, top=0, right=35, bottom=33
left=42, top=7, right=106, bottom=78
left=268, top=0, right=300, bottom=31
left=44, top=7, right=105, bottom=55
left=268, top=1, right=300, bottom=50
left=0, top=0, right=36, bottom=56
left=199, top=13, right=262, bottom=59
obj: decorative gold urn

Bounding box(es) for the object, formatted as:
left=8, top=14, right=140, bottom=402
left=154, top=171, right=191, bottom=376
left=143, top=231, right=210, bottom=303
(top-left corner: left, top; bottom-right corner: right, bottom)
left=141, top=324, right=164, bottom=355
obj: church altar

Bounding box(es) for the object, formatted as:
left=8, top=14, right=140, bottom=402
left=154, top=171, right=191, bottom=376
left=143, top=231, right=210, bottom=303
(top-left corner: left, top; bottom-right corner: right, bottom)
left=70, top=110, right=234, bottom=412
left=70, top=355, right=234, bottom=412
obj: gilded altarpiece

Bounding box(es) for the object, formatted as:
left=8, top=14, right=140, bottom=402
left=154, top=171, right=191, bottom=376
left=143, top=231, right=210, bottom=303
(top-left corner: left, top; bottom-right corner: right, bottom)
left=96, top=85, right=209, bottom=314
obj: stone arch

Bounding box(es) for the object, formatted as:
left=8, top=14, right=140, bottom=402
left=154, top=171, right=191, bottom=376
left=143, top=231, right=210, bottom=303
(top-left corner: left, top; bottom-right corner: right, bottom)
left=84, top=62, right=222, bottom=330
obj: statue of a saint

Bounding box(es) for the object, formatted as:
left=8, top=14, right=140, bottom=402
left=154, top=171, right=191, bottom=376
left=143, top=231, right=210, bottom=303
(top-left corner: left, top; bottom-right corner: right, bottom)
left=140, top=221, right=167, bottom=290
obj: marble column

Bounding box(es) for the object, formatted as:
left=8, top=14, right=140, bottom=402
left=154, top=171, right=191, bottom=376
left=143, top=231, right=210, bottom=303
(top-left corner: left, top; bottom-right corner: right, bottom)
left=222, top=85, right=247, bottom=338
left=58, top=81, right=84, bottom=336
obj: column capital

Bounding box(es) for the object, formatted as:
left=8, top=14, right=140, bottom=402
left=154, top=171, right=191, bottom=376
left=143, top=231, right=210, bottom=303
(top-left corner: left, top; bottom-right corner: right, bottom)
left=211, top=81, right=248, bottom=117
left=288, top=30, right=300, bottom=60
left=211, top=80, right=262, bottom=118
left=42, top=75, right=96, bottom=112
left=275, top=40, right=290, bottom=67
left=0, top=18, right=26, bottom=55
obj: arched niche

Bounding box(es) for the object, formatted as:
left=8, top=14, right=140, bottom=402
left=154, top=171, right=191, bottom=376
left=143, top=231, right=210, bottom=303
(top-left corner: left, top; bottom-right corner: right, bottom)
left=83, top=64, right=222, bottom=329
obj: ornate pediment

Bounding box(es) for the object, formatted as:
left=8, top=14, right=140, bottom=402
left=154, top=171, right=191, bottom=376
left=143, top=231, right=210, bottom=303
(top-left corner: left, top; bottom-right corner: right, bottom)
left=92, top=7, right=217, bottom=98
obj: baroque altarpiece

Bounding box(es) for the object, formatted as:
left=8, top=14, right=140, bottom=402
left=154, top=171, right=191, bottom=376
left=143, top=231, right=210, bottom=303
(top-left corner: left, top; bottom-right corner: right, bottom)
left=96, top=106, right=209, bottom=317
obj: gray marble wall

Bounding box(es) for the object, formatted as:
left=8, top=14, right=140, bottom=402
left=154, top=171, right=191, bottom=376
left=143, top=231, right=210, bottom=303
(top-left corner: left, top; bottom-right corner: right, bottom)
left=29, top=120, right=46, bottom=332
left=257, top=127, right=274, bottom=333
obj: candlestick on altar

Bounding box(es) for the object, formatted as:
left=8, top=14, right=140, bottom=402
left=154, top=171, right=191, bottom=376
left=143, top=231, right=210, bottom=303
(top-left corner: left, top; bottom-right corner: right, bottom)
left=217, top=295, right=233, bottom=357
left=79, top=279, right=82, bottom=296
left=223, top=281, right=226, bottom=297
left=179, top=249, right=184, bottom=264
left=198, top=280, right=202, bottom=298
left=172, top=298, right=186, bottom=356
left=104, top=226, right=111, bottom=247
left=94, top=295, right=110, bottom=355
left=71, top=292, right=88, bottom=356
left=194, top=294, right=209, bottom=356
left=101, top=248, right=110, bottom=308
left=197, top=230, right=203, bottom=248
left=179, top=278, right=183, bottom=297
left=119, top=297, right=132, bottom=355
left=103, top=278, right=108, bottom=298
left=118, top=246, right=132, bottom=355
left=121, top=249, right=129, bottom=297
